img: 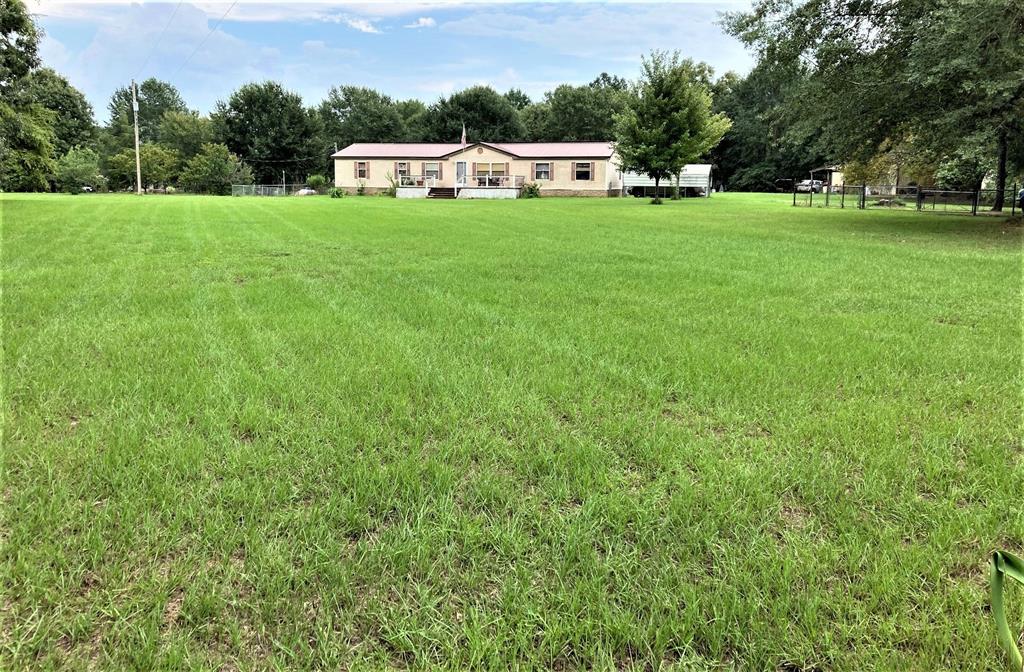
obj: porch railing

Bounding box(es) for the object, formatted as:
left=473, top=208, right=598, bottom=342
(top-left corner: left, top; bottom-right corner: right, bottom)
left=398, top=175, right=438, bottom=188
left=457, top=175, right=526, bottom=189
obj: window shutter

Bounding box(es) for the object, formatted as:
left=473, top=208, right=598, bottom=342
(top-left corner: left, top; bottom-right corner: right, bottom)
left=504, top=162, right=509, bottom=179
left=589, top=162, right=594, bottom=181
left=531, top=162, right=536, bottom=180
left=354, top=162, right=358, bottom=178
left=394, top=161, right=398, bottom=178
left=366, top=163, right=370, bottom=180
left=421, top=162, right=426, bottom=177
left=472, top=162, right=476, bottom=176
left=571, top=162, right=576, bottom=181
left=438, top=163, right=444, bottom=180
left=550, top=163, right=554, bottom=181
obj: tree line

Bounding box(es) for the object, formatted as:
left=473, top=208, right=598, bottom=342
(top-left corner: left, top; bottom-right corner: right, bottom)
left=719, top=0, right=1024, bottom=208
left=3, top=0, right=1020, bottom=201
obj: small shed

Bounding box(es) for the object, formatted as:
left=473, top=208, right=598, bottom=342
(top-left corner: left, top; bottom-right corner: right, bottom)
left=621, top=164, right=714, bottom=197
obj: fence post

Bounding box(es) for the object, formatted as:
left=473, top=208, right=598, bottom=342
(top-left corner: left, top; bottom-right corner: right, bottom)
left=972, top=189, right=979, bottom=216
left=861, top=183, right=867, bottom=209
left=1013, top=181, right=1018, bottom=217
left=809, top=185, right=814, bottom=207
left=825, top=186, right=830, bottom=208
left=792, top=182, right=797, bottom=207
left=841, top=187, right=845, bottom=209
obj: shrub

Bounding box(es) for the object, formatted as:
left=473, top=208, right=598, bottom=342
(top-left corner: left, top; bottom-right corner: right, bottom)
left=521, top=182, right=541, bottom=198
left=328, top=187, right=345, bottom=198
left=383, top=171, right=397, bottom=197
left=306, top=174, right=328, bottom=193
left=165, top=186, right=177, bottom=195
left=356, top=181, right=366, bottom=196
left=179, top=143, right=251, bottom=195
left=54, top=147, right=104, bottom=194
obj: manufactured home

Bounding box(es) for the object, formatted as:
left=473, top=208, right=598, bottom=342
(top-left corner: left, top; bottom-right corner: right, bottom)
left=332, top=142, right=622, bottom=198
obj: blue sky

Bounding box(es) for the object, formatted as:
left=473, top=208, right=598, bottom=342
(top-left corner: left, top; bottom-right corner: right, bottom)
left=33, top=1, right=755, bottom=122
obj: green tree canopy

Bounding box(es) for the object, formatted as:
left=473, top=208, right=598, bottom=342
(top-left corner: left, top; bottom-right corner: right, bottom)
left=158, top=110, right=212, bottom=163
left=106, top=78, right=187, bottom=148
left=213, top=81, right=323, bottom=184
left=709, top=63, right=825, bottom=191
left=423, top=85, right=524, bottom=142
left=503, top=88, right=531, bottom=111
left=23, top=68, right=96, bottom=157
left=395, top=99, right=428, bottom=141
left=107, top=143, right=179, bottom=191
left=614, top=51, right=731, bottom=202
left=318, top=86, right=405, bottom=150
left=0, top=101, right=54, bottom=191
left=179, top=143, right=252, bottom=195
left=725, top=0, right=1024, bottom=208
left=539, top=83, right=628, bottom=142
left=55, top=146, right=104, bottom=193
left=0, top=0, right=54, bottom=192
left=0, top=0, right=38, bottom=96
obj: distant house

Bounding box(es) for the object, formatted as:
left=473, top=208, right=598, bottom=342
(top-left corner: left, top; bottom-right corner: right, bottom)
left=332, top=142, right=622, bottom=198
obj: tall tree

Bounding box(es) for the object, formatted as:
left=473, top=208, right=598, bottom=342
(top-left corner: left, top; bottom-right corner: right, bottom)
left=0, top=0, right=54, bottom=191
left=590, top=73, right=628, bottom=91
left=213, top=81, right=323, bottom=184
left=318, top=86, right=405, bottom=150
left=709, top=63, right=826, bottom=191
left=396, top=99, right=428, bottom=141
left=614, top=51, right=731, bottom=203
left=503, top=88, right=531, bottom=111
left=725, top=0, right=1024, bottom=209
left=179, top=143, right=252, bottom=195
left=106, top=78, right=187, bottom=148
left=0, top=0, right=38, bottom=96
left=54, top=146, right=104, bottom=193
left=158, top=110, right=212, bottom=163
left=23, top=68, right=95, bottom=157
left=519, top=102, right=551, bottom=142
left=423, top=85, right=524, bottom=142
left=540, top=83, right=628, bottom=141
left=106, top=143, right=179, bottom=190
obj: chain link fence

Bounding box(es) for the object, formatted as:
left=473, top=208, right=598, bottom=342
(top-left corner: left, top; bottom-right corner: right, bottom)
left=793, top=182, right=1021, bottom=216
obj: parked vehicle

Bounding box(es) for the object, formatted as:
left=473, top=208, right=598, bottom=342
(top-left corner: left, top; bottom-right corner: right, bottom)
left=796, top=180, right=824, bottom=193
left=294, top=188, right=318, bottom=196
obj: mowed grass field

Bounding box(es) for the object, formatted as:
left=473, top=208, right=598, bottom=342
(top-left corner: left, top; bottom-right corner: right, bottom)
left=1, top=192, right=1021, bottom=671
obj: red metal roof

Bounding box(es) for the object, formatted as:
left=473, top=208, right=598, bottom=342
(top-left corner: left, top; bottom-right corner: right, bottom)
left=332, top=142, right=615, bottom=159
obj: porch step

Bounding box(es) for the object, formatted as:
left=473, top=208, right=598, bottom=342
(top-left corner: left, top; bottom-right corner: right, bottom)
left=428, top=187, right=456, bottom=199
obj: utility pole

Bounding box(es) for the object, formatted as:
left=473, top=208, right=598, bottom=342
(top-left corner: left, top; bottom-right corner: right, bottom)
left=131, top=80, right=142, bottom=195
left=282, top=170, right=286, bottom=194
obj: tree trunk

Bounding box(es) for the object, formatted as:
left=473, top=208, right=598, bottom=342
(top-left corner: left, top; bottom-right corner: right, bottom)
left=652, top=175, right=662, bottom=204
left=993, top=128, right=1007, bottom=211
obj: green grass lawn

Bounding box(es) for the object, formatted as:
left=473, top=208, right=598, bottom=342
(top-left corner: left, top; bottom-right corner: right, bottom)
left=1, top=192, right=1021, bottom=671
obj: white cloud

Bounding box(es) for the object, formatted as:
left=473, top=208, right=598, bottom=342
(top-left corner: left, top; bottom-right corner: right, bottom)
left=404, top=17, right=436, bottom=28
left=342, top=17, right=381, bottom=33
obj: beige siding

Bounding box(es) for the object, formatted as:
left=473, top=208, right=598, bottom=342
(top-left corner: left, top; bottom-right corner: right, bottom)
left=334, top=148, right=620, bottom=195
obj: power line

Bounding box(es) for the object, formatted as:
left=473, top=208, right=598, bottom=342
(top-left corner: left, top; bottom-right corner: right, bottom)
left=132, top=0, right=184, bottom=81
left=170, top=0, right=238, bottom=81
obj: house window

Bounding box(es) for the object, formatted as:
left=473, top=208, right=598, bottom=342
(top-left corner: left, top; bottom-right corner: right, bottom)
left=396, top=162, right=409, bottom=176
left=574, top=162, right=592, bottom=181
left=424, top=162, right=440, bottom=179
left=474, top=162, right=506, bottom=176
left=356, top=161, right=368, bottom=179
left=534, top=162, right=550, bottom=180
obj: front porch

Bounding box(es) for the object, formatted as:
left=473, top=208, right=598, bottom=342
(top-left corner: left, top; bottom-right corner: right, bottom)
left=397, top=174, right=527, bottom=199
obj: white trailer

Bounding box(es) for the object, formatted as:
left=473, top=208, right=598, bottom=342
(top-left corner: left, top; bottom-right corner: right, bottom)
left=621, top=164, right=714, bottom=197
